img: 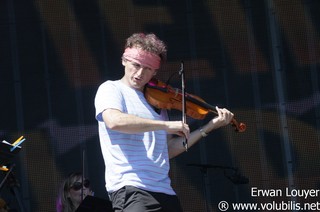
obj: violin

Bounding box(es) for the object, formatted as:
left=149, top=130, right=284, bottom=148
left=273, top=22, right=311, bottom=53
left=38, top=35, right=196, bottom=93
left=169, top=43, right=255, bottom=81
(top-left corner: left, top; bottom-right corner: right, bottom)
left=144, top=78, right=246, bottom=132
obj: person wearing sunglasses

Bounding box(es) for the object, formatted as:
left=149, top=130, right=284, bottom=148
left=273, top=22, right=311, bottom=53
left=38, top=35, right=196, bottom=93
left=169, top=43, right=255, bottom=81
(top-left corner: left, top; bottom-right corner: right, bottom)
left=56, top=172, right=93, bottom=212
left=94, top=33, right=234, bottom=211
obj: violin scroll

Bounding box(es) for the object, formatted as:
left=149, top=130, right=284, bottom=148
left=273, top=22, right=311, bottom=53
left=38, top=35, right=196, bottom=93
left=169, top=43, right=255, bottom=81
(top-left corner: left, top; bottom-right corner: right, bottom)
left=231, top=119, right=246, bottom=133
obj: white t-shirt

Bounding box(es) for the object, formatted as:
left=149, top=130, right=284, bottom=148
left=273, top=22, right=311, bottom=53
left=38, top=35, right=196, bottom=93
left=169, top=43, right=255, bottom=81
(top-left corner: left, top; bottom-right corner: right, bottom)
left=94, top=80, right=175, bottom=195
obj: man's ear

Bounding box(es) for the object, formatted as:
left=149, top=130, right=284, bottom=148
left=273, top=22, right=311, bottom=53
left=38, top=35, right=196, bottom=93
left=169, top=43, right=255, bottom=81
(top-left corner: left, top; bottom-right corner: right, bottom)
left=153, top=71, right=158, bottom=76
left=122, top=59, right=126, bottom=66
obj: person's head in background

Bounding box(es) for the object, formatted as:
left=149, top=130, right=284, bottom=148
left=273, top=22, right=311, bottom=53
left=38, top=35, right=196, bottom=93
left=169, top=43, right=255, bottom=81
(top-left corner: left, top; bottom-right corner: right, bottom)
left=56, top=172, right=93, bottom=212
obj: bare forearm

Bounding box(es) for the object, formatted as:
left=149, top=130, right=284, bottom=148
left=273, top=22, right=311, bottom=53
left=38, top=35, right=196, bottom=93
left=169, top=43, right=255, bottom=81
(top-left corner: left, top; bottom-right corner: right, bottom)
left=102, top=109, right=166, bottom=134
left=168, top=124, right=212, bottom=158
left=168, top=107, right=234, bottom=158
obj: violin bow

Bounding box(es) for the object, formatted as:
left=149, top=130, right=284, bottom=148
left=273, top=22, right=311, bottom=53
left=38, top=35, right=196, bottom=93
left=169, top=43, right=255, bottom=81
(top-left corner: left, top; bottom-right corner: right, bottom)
left=179, top=61, right=188, bottom=151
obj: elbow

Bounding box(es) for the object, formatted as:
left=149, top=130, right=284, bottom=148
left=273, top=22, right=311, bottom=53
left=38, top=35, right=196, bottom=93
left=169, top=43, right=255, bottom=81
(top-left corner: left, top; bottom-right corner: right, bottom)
left=168, top=150, right=179, bottom=159
left=105, top=121, right=122, bottom=131
left=104, top=121, right=116, bottom=130
left=168, top=154, right=175, bottom=160
left=103, top=115, right=121, bottom=130
left=102, top=109, right=122, bottom=130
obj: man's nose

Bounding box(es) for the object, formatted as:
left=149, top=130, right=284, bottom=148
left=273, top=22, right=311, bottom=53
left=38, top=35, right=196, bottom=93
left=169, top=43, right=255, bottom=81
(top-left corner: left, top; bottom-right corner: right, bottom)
left=136, top=67, right=146, bottom=75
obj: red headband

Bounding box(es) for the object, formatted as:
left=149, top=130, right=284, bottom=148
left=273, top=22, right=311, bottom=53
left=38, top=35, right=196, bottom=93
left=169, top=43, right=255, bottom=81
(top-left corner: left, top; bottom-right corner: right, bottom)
left=123, top=48, right=161, bottom=70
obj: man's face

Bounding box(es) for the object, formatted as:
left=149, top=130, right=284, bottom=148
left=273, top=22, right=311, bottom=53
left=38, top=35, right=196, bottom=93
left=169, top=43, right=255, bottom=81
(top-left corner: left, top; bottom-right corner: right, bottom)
left=122, top=59, right=157, bottom=91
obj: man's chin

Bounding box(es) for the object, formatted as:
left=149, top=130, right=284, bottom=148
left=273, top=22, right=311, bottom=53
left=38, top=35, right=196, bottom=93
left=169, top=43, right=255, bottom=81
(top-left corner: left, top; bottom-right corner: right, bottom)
left=131, top=82, right=144, bottom=90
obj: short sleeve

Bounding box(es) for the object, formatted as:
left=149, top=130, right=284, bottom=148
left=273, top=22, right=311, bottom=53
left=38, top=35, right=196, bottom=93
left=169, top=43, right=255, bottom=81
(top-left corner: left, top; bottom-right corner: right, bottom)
left=94, top=81, right=123, bottom=122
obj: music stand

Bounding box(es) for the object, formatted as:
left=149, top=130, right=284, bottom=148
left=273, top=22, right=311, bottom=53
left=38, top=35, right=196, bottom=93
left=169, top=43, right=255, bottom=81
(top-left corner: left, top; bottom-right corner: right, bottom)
left=0, top=141, right=26, bottom=211
left=0, top=141, right=21, bottom=191
left=76, top=195, right=113, bottom=212
left=0, top=141, right=21, bottom=168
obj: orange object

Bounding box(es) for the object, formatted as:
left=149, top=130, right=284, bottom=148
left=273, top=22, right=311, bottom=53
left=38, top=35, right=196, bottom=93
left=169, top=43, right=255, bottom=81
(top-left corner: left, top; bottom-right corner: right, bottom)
left=0, top=166, right=9, bottom=171
left=145, top=78, right=246, bottom=132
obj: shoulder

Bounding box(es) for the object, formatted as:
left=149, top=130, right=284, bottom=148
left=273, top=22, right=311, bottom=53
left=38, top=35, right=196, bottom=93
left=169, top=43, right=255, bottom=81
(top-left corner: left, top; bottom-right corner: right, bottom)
left=97, top=80, right=121, bottom=91
left=99, top=80, right=119, bottom=87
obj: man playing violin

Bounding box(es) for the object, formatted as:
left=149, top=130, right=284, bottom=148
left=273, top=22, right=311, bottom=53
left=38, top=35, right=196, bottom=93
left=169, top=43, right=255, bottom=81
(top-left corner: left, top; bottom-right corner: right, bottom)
left=94, top=32, right=234, bottom=212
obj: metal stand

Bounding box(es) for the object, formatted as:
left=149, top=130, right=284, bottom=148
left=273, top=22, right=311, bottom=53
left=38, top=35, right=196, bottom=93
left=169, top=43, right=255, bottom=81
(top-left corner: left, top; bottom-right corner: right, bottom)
left=187, top=164, right=249, bottom=212
left=0, top=164, right=15, bottom=193
left=0, top=164, right=26, bottom=212
left=199, top=165, right=213, bottom=212
left=187, top=164, right=216, bottom=212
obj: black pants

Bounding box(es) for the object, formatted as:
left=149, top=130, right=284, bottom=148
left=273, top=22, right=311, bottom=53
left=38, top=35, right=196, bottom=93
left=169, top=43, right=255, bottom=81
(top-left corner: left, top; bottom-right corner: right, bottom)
left=110, top=186, right=183, bottom=212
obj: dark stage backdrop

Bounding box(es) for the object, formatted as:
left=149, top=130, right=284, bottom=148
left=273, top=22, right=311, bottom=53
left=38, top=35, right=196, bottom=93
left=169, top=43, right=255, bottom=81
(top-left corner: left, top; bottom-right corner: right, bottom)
left=1, top=0, right=319, bottom=211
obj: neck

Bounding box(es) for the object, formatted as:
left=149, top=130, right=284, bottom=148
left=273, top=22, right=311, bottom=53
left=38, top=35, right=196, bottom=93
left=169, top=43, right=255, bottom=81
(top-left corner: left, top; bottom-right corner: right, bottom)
left=120, top=77, right=144, bottom=92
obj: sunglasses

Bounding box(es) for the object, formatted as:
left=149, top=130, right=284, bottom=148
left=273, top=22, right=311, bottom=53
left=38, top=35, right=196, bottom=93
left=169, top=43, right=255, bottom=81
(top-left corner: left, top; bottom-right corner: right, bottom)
left=70, top=179, right=90, bottom=191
